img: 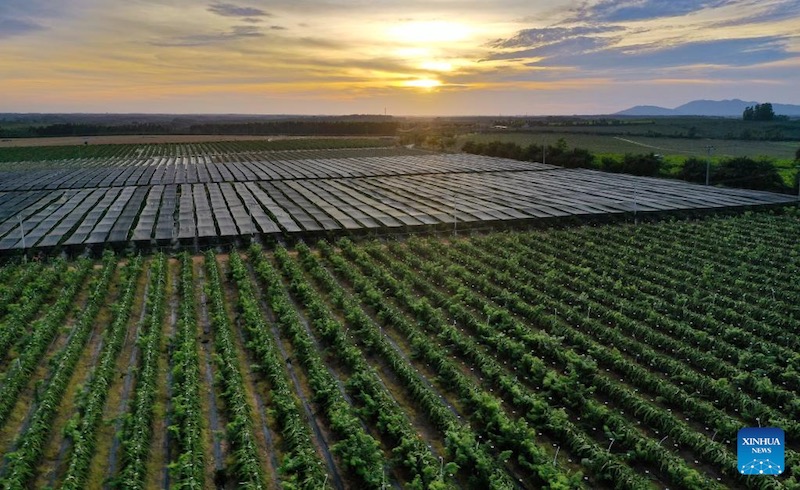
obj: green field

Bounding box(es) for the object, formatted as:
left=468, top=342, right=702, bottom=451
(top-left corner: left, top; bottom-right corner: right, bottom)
left=0, top=210, right=798, bottom=489
left=459, top=132, right=800, bottom=161
left=459, top=132, right=800, bottom=186
left=0, top=138, right=395, bottom=164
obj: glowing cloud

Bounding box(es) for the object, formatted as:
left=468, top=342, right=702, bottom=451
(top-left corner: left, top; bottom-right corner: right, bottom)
left=401, top=78, right=442, bottom=89
left=0, top=0, right=798, bottom=114
left=419, top=60, right=453, bottom=72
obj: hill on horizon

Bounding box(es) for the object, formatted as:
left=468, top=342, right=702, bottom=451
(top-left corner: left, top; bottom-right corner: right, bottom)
left=615, top=99, right=800, bottom=117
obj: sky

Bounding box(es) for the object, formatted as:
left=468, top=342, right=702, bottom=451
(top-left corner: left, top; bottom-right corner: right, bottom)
left=1, top=0, right=799, bottom=115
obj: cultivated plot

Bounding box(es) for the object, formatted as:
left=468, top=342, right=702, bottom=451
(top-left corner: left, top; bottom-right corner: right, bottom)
left=0, top=146, right=793, bottom=251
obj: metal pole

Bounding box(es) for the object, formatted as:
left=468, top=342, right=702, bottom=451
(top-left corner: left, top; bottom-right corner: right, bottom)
left=452, top=193, right=457, bottom=236
left=705, top=145, right=715, bottom=185
left=633, top=180, right=638, bottom=225
left=796, top=166, right=800, bottom=202
left=247, top=198, right=254, bottom=237
left=18, top=215, right=26, bottom=250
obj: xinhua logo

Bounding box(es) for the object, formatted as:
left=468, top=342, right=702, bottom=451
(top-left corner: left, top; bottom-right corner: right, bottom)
left=738, top=427, right=784, bottom=475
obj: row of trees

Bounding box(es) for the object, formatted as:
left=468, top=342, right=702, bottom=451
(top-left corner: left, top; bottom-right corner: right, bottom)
left=30, top=123, right=173, bottom=137
left=742, top=103, right=775, bottom=121
left=462, top=139, right=594, bottom=170
left=462, top=139, right=794, bottom=192
left=463, top=140, right=663, bottom=176
left=3, top=120, right=400, bottom=138
left=678, top=157, right=787, bottom=190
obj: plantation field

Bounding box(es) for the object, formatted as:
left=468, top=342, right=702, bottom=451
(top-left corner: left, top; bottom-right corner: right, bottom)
left=0, top=135, right=333, bottom=148
left=0, top=210, right=798, bottom=489
left=0, top=143, right=793, bottom=253
left=0, top=138, right=396, bottom=164
left=459, top=132, right=800, bottom=162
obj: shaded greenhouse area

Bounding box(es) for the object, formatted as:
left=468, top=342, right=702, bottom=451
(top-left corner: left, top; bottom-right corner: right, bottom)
left=0, top=147, right=794, bottom=251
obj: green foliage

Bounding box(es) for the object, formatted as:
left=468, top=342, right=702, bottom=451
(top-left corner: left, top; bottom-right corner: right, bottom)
left=743, top=102, right=775, bottom=121
left=61, top=256, right=143, bottom=490
left=117, top=254, right=168, bottom=490
left=713, top=157, right=787, bottom=191
left=677, top=157, right=709, bottom=183
left=229, top=248, right=328, bottom=488
left=203, top=251, right=268, bottom=490
left=0, top=259, right=91, bottom=429
left=0, top=138, right=393, bottom=163
left=0, top=252, right=116, bottom=488
left=462, top=139, right=594, bottom=169
left=620, top=153, right=661, bottom=176
left=169, top=253, right=205, bottom=490
left=3, top=211, right=800, bottom=488
left=600, top=153, right=661, bottom=176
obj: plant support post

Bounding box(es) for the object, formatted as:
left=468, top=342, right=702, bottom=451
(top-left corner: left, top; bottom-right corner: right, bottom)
left=704, top=145, right=715, bottom=185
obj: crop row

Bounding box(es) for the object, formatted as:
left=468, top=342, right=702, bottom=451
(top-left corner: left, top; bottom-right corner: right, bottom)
left=0, top=252, right=116, bottom=487
left=60, top=256, right=144, bottom=490
left=0, top=210, right=795, bottom=488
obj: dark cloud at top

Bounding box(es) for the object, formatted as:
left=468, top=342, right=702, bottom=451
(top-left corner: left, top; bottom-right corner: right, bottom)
left=490, top=25, right=624, bottom=49
left=0, top=0, right=52, bottom=17
left=567, top=0, right=734, bottom=22
left=521, top=36, right=793, bottom=70
left=0, top=17, right=43, bottom=38
left=0, top=0, right=59, bottom=39
left=207, top=3, right=271, bottom=18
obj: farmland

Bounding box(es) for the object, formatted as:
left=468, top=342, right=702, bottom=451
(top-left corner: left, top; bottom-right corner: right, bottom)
left=0, top=142, right=793, bottom=254
left=0, top=210, right=797, bottom=489
left=458, top=132, right=800, bottom=162
left=0, top=138, right=798, bottom=489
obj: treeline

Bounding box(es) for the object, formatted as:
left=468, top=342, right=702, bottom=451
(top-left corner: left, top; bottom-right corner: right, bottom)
left=677, top=157, right=787, bottom=191
left=187, top=121, right=399, bottom=136
left=1, top=120, right=399, bottom=138
left=742, top=103, right=776, bottom=121
left=463, top=140, right=792, bottom=193
left=463, top=139, right=595, bottom=169
left=6, top=123, right=173, bottom=138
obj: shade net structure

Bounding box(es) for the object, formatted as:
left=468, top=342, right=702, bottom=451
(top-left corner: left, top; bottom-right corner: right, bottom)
left=0, top=146, right=794, bottom=251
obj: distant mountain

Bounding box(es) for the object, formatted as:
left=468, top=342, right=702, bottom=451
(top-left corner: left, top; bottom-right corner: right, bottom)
left=615, top=99, right=800, bottom=117
left=613, top=105, right=677, bottom=116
